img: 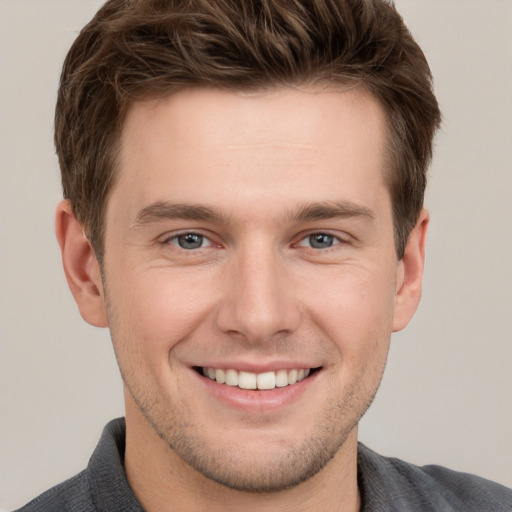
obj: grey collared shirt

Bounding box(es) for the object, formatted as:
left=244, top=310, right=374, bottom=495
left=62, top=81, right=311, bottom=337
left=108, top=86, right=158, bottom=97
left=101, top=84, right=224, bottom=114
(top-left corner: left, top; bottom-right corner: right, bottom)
left=16, top=418, right=512, bottom=511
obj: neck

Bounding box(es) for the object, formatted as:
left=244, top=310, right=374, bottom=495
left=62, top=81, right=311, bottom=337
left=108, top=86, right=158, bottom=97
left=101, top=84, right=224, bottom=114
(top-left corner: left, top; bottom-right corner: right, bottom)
left=124, top=395, right=361, bottom=512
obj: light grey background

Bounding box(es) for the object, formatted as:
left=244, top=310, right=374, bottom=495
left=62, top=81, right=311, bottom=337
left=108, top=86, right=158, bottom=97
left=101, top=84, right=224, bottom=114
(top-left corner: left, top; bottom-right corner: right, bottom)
left=0, top=0, right=511, bottom=509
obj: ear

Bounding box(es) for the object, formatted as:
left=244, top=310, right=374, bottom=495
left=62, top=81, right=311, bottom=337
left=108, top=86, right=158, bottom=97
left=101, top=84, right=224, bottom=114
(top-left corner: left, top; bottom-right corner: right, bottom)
left=55, top=200, right=108, bottom=327
left=392, top=209, right=429, bottom=332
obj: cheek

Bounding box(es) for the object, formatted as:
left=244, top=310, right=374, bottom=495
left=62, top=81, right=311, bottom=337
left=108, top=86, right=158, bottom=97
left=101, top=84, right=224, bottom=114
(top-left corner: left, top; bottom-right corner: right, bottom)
left=107, top=267, right=218, bottom=352
left=300, top=263, right=396, bottom=386
left=305, top=265, right=396, bottom=333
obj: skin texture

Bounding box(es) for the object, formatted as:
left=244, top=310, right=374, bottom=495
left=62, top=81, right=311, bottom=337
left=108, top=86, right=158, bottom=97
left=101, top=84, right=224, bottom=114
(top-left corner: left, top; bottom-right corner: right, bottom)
left=56, top=86, right=428, bottom=512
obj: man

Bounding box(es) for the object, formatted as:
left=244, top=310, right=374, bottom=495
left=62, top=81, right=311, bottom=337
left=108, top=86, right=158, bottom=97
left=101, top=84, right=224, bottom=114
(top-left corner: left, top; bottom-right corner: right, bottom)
left=15, top=0, right=512, bottom=510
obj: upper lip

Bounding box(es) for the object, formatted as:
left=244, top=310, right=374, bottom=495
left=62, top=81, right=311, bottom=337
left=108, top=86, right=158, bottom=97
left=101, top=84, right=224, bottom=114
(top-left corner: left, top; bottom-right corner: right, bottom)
left=192, top=361, right=321, bottom=373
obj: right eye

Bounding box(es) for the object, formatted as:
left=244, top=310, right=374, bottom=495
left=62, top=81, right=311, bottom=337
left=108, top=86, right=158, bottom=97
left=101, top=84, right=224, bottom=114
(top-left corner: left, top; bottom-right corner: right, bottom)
left=167, top=232, right=213, bottom=250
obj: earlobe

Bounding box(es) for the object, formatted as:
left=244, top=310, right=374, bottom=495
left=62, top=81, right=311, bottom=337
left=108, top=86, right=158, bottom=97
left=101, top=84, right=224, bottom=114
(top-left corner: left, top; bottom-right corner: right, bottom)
left=392, top=209, right=429, bottom=332
left=55, top=200, right=108, bottom=327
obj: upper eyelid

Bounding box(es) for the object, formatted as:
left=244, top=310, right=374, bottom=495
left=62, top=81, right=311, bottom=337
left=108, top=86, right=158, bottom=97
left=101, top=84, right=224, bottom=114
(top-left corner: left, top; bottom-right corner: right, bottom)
left=162, top=229, right=213, bottom=242
left=296, top=233, right=341, bottom=248
left=158, top=229, right=350, bottom=246
left=295, top=229, right=349, bottom=243
left=163, top=232, right=215, bottom=252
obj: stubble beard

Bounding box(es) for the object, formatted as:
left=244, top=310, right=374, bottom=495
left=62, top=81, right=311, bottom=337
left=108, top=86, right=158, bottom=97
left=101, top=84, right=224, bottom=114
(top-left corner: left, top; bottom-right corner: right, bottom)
left=120, top=364, right=383, bottom=493
left=103, top=273, right=386, bottom=493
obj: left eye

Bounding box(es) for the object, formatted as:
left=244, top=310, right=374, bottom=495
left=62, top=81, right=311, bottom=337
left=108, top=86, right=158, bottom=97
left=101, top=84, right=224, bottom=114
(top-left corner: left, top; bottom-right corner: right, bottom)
left=169, top=233, right=212, bottom=250
left=298, top=233, right=339, bottom=249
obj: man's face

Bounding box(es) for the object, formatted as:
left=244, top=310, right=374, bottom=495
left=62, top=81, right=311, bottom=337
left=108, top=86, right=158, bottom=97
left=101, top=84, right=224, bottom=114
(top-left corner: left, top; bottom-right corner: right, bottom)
left=100, top=86, right=406, bottom=491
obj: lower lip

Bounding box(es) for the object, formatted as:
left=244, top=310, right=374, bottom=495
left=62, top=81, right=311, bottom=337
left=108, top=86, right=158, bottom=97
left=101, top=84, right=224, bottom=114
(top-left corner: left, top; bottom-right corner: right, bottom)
left=194, top=369, right=320, bottom=412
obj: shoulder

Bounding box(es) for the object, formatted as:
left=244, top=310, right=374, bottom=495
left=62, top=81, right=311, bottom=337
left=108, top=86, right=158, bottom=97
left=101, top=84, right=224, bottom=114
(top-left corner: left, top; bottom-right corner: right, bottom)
left=358, top=443, right=512, bottom=512
left=13, top=471, right=95, bottom=512
left=420, top=463, right=512, bottom=511
left=13, top=419, right=143, bottom=512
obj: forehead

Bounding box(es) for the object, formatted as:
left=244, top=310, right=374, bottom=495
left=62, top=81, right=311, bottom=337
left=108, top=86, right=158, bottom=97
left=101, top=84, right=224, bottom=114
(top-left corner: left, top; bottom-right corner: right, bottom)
left=112, top=86, right=389, bottom=223
left=122, top=84, right=385, bottom=150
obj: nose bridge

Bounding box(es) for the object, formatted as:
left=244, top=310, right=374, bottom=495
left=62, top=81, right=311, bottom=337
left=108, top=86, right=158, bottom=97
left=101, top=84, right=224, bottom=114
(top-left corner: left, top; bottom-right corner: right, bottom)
left=215, top=238, right=301, bottom=342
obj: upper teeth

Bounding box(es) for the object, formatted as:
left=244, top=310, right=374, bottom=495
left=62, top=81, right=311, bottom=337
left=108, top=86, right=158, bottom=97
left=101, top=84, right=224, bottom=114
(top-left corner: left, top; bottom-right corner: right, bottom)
left=202, top=367, right=311, bottom=390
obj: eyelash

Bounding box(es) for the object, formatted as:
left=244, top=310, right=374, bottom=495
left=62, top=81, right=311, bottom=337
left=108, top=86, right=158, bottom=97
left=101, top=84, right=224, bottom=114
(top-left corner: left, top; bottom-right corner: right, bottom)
left=164, top=231, right=213, bottom=250
left=162, top=231, right=344, bottom=251
left=297, top=232, right=343, bottom=250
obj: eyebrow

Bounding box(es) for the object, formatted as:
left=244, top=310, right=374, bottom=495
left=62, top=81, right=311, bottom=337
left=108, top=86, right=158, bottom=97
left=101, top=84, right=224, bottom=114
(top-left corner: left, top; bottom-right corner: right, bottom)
left=132, top=202, right=229, bottom=228
left=131, top=199, right=374, bottom=229
left=287, top=200, right=375, bottom=223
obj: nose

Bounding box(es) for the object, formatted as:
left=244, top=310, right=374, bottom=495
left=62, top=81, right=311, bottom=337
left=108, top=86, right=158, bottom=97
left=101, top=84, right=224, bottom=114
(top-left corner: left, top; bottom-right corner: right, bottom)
left=214, top=242, right=302, bottom=344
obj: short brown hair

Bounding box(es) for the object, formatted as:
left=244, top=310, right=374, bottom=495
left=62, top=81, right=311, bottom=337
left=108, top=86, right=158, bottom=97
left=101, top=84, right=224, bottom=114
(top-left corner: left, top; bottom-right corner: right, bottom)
left=55, top=0, right=441, bottom=262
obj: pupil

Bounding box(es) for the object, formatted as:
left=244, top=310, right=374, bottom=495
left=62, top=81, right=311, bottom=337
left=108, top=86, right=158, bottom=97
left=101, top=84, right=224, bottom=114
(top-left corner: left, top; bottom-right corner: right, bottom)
left=310, top=233, right=333, bottom=249
left=178, top=233, right=203, bottom=249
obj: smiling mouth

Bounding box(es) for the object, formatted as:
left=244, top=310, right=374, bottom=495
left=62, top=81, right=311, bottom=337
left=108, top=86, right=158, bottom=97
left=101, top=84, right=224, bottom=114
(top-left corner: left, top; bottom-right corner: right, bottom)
left=195, top=367, right=320, bottom=390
